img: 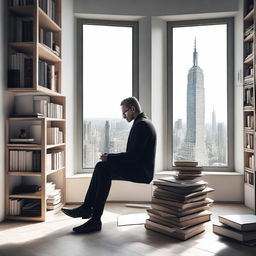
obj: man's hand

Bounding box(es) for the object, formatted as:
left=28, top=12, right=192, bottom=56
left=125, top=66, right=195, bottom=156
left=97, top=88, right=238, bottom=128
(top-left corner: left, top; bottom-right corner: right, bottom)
left=100, top=153, right=108, bottom=162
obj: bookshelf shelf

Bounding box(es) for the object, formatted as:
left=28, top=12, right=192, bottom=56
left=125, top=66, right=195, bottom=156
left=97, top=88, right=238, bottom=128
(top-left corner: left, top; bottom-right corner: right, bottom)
left=8, top=171, right=41, bottom=177
left=244, top=32, right=254, bottom=42
left=244, top=55, right=254, bottom=64
left=46, top=167, right=65, bottom=176
left=46, top=143, right=65, bottom=149
left=38, top=43, right=61, bottom=62
left=243, top=0, right=256, bottom=212
left=6, top=215, right=43, bottom=221
left=244, top=8, right=254, bottom=21
left=5, top=0, right=65, bottom=222
left=9, top=192, right=42, bottom=199
left=7, top=144, right=42, bottom=149
left=39, top=8, right=61, bottom=32
left=7, top=86, right=62, bottom=96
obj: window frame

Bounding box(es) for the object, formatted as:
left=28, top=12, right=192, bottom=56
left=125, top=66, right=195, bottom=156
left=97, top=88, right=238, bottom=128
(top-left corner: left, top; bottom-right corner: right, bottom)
left=76, top=19, right=139, bottom=173
left=167, top=18, right=234, bottom=171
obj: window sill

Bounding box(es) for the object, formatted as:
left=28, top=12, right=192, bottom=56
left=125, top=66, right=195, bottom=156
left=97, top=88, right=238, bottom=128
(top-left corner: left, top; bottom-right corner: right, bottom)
left=67, top=170, right=243, bottom=179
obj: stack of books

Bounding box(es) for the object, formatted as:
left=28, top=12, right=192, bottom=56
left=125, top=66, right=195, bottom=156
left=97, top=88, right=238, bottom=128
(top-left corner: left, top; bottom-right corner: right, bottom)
left=46, top=182, right=62, bottom=210
left=145, top=161, right=214, bottom=240
left=213, top=214, right=256, bottom=245
left=21, top=200, right=41, bottom=217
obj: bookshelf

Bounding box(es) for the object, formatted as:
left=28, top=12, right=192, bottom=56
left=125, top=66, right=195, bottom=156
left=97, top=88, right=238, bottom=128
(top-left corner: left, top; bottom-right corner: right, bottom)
left=243, top=0, right=256, bottom=211
left=5, top=0, right=65, bottom=221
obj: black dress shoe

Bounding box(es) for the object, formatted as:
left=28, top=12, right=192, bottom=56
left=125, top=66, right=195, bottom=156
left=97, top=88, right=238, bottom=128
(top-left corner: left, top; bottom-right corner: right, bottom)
left=73, top=219, right=102, bottom=234
left=61, top=205, right=92, bottom=219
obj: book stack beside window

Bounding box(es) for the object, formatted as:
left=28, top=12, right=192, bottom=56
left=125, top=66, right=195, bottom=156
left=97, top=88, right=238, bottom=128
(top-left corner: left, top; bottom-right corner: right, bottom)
left=213, top=214, right=256, bottom=245
left=46, top=182, right=62, bottom=210
left=145, top=161, right=214, bottom=240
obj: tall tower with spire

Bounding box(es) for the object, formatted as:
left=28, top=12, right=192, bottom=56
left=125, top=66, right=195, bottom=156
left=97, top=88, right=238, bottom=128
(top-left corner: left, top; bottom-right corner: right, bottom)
left=177, top=39, right=208, bottom=165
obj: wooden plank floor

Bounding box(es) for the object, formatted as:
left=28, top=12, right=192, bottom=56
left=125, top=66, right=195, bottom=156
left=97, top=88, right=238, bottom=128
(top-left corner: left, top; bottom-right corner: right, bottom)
left=0, top=203, right=256, bottom=256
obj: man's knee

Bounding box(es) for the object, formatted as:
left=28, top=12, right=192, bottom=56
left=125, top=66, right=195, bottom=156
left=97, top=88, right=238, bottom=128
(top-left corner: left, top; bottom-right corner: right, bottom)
left=94, top=161, right=111, bottom=176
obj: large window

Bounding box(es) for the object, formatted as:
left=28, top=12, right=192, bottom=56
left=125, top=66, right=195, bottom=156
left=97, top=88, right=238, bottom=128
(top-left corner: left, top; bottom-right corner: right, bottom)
left=77, top=19, right=138, bottom=172
left=168, top=18, right=234, bottom=170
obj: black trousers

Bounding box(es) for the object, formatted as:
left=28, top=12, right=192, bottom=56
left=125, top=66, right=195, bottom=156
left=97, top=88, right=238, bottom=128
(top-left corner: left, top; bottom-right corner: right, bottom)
left=83, top=161, right=144, bottom=220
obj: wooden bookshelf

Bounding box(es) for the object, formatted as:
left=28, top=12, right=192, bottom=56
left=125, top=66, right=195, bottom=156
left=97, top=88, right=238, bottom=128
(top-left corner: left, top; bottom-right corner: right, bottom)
left=5, top=0, right=65, bottom=222
left=243, top=0, right=256, bottom=212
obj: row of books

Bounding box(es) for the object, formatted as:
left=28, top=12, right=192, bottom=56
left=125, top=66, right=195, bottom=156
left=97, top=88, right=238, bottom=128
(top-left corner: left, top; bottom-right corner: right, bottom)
left=244, top=41, right=253, bottom=60
left=9, top=16, right=33, bottom=42
left=13, top=95, right=64, bottom=118
left=244, top=170, right=254, bottom=185
left=9, top=199, right=41, bottom=217
left=39, top=28, right=60, bottom=57
left=247, top=154, right=254, bottom=170
left=245, top=114, right=254, bottom=129
left=244, top=65, right=253, bottom=78
left=244, top=88, right=253, bottom=106
left=213, top=214, right=256, bottom=245
left=9, top=0, right=34, bottom=6
left=39, top=60, right=57, bottom=91
left=46, top=151, right=64, bottom=171
left=8, top=53, right=59, bottom=90
left=245, top=133, right=254, bottom=149
left=145, top=161, right=214, bottom=240
left=39, top=0, right=56, bottom=22
left=244, top=24, right=254, bottom=39
left=33, top=96, right=63, bottom=119
left=46, top=182, right=62, bottom=210
left=9, top=150, right=41, bottom=172
left=244, top=75, right=254, bottom=86
left=9, top=198, right=24, bottom=215
left=8, top=52, right=33, bottom=88
left=47, top=127, right=63, bottom=145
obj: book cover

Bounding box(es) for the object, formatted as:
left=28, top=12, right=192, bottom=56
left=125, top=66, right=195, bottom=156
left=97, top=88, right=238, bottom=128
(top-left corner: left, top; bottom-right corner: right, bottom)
left=213, top=223, right=256, bottom=242
left=218, top=214, right=256, bottom=231
left=147, top=209, right=211, bottom=228
left=145, top=219, right=205, bottom=240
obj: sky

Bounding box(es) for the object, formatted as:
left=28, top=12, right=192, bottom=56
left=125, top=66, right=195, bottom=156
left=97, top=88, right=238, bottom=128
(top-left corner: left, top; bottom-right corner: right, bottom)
left=82, top=23, right=228, bottom=124
left=83, top=25, right=133, bottom=119
left=172, top=24, right=227, bottom=124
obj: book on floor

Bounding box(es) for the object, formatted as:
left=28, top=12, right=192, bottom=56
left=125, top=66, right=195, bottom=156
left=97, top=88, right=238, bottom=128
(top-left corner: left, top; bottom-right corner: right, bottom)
left=151, top=197, right=213, bottom=210
left=154, top=177, right=207, bottom=187
left=155, top=184, right=207, bottom=194
left=213, top=223, right=256, bottom=242
left=147, top=209, right=211, bottom=228
left=145, top=219, right=205, bottom=240
left=218, top=214, right=256, bottom=231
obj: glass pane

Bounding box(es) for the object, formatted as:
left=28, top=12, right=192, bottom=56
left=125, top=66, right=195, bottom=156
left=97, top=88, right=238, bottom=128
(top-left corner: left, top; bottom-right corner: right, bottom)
left=172, top=24, right=227, bottom=167
left=83, top=24, right=133, bottom=169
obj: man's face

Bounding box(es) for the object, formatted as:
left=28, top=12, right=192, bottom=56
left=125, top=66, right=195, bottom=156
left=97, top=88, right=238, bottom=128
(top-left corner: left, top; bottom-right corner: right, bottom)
left=121, top=105, right=134, bottom=122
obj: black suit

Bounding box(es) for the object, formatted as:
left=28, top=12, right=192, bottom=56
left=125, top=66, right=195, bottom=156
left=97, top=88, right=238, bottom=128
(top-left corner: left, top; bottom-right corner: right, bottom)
left=83, top=112, right=157, bottom=219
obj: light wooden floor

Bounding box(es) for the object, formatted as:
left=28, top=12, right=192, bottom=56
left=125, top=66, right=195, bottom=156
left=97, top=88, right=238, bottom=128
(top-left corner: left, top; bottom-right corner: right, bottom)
left=0, top=203, right=256, bottom=256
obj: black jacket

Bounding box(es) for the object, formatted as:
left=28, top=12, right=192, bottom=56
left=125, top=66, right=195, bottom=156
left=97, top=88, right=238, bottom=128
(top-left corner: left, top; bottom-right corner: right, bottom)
left=107, top=112, right=156, bottom=184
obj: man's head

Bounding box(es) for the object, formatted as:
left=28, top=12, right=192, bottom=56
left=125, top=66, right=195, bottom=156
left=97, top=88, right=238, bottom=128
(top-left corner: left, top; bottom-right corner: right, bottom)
left=120, top=97, right=142, bottom=122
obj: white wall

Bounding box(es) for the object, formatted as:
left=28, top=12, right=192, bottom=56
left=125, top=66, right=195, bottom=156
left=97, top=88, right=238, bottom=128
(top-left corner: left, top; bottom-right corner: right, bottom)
left=66, top=172, right=243, bottom=203
left=62, top=0, right=75, bottom=177
left=151, top=17, right=167, bottom=172
left=74, top=0, right=238, bottom=16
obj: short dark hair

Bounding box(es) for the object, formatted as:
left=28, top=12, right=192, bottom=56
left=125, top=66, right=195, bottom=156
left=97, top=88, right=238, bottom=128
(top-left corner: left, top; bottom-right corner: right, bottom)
left=121, top=97, right=142, bottom=113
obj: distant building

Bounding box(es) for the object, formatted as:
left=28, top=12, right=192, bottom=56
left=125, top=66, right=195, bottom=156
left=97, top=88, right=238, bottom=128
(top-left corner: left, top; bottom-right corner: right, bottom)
left=104, top=120, right=110, bottom=153
left=177, top=39, right=208, bottom=165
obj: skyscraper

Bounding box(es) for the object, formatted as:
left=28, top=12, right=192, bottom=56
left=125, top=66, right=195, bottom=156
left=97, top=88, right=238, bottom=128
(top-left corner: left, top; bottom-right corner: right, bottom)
left=104, top=120, right=110, bottom=153
left=177, top=39, right=208, bottom=165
